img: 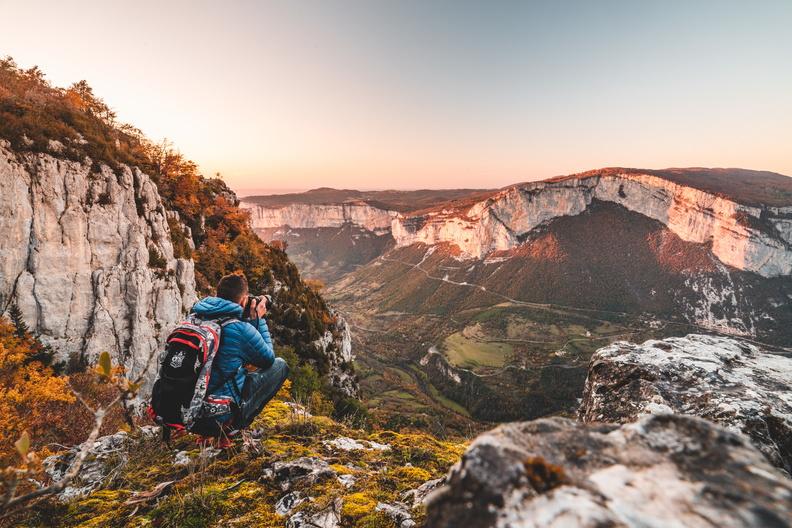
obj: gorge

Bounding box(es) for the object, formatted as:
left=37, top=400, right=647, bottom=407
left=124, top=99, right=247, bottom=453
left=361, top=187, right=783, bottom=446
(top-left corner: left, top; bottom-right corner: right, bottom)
left=242, top=168, right=792, bottom=431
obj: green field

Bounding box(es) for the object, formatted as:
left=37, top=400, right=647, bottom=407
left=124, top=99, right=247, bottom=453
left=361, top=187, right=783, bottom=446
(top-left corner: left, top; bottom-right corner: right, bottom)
left=443, top=332, right=513, bottom=369
left=426, top=381, right=471, bottom=417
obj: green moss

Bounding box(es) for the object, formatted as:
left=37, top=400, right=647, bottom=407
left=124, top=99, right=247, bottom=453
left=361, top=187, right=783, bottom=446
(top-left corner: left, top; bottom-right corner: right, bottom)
left=65, top=489, right=132, bottom=528
left=146, top=489, right=223, bottom=528
left=11, top=386, right=467, bottom=528
left=389, top=466, right=433, bottom=490
left=342, top=492, right=378, bottom=521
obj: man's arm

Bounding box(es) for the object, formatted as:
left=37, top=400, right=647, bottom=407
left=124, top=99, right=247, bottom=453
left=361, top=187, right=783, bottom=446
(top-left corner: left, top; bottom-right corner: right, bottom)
left=240, top=318, right=275, bottom=369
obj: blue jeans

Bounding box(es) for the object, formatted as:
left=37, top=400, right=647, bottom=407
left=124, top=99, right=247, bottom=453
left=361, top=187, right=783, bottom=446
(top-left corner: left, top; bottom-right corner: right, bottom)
left=237, top=357, right=289, bottom=428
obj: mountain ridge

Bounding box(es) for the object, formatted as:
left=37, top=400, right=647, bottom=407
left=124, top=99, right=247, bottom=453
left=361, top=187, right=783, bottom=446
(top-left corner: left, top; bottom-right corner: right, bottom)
left=242, top=167, right=792, bottom=279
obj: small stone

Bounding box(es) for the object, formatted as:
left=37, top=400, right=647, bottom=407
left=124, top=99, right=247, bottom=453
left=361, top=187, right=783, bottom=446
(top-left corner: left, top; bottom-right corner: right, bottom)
left=376, top=501, right=415, bottom=528
left=173, top=451, right=191, bottom=467
left=287, top=497, right=342, bottom=528
left=337, top=474, right=356, bottom=488
left=323, top=437, right=368, bottom=451
left=271, top=457, right=337, bottom=491
left=275, top=491, right=305, bottom=516
left=401, top=477, right=444, bottom=507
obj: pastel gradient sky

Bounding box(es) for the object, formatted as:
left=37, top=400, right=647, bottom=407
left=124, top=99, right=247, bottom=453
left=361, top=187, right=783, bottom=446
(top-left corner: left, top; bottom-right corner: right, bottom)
left=2, top=0, right=790, bottom=193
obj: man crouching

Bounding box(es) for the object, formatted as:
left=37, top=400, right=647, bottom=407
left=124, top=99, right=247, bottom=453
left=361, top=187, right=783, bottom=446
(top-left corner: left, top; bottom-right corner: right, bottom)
left=190, top=272, right=289, bottom=447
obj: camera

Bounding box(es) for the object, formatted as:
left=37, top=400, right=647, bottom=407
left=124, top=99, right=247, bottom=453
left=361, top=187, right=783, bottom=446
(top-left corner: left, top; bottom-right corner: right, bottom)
left=245, top=294, right=273, bottom=318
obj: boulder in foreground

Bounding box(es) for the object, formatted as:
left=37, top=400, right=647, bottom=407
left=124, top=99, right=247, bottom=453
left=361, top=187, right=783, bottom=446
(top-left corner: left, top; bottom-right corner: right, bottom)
left=426, top=414, right=792, bottom=528
left=579, top=334, right=792, bottom=473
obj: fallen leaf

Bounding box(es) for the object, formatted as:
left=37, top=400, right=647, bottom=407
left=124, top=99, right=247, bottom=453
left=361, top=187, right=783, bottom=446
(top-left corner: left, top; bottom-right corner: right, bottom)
left=124, top=480, right=176, bottom=505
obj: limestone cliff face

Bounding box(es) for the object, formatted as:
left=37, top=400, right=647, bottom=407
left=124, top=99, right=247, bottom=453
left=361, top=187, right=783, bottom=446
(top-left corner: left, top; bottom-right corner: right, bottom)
left=393, top=173, right=792, bottom=277
left=240, top=172, right=792, bottom=278
left=0, top=141, right=196, bottom=377
left=241, top=201, right=397, bottom=233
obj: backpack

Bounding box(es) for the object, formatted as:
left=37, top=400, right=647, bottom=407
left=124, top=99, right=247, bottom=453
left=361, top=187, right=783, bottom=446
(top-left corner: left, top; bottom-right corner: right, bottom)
left=148, top=314, right=240, bottom=441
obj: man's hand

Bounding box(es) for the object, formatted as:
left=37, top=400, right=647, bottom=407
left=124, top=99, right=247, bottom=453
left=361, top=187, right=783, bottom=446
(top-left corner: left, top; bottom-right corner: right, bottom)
left=255, top=299, right=267, bottom=318
left=246, top=297, right=266, bottom=319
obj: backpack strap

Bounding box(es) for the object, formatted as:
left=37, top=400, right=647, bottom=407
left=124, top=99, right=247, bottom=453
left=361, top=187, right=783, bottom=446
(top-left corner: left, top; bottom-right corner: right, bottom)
left=206, top=317, right=242, bottom=398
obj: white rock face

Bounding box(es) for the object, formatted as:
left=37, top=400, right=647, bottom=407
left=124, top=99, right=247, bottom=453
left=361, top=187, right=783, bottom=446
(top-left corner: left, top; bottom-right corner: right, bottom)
left=0, top=142, right=196, bottom=379
left=392, top=173, right=792, bottom=277
left=242, top=201, right=397, bottom=233
left=579, top=333, right=792, bottom=473
left=313, top=313, right=357, bottom=396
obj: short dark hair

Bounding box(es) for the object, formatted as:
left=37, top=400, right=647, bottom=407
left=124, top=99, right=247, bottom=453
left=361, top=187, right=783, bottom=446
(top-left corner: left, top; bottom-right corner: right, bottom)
left=216, top=272, right=248, bottom=303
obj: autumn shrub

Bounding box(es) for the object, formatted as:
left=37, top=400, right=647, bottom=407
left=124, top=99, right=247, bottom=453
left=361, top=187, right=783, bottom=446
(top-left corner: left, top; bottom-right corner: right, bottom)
left=0, top=318, right=126, bottom=465
left=0, top=319, right=74, bottom=464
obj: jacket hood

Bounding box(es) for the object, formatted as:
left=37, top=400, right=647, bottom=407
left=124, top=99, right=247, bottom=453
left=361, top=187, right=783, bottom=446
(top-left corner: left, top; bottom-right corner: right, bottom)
left=191, top=296, right=244, bottom=319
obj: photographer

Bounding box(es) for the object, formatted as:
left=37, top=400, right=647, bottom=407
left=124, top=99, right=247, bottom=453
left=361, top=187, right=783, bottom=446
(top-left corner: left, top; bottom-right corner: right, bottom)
left=190, top=272, right=289, bottom=446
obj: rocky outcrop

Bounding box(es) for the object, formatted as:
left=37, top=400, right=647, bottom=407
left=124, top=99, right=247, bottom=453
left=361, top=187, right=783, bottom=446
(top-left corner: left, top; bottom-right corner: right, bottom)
left=242, top=201, right=397, bottom=233
left=393, top=172, right=792, bottom=277
left=579, top=334, right=792, bottom=473
left=312, top=314, right=357, bottom=397
left=43, top=432, right=128, bottom=500
left=426, top=414, right=792, bottom=528
left=42, top=429, right=146, bottom=500
left=0, top=142, right=195, bottom=376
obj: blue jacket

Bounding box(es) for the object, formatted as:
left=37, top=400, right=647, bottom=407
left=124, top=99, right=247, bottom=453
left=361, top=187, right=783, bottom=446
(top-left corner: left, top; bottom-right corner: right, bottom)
left=191, top=297, right=275, bottom=404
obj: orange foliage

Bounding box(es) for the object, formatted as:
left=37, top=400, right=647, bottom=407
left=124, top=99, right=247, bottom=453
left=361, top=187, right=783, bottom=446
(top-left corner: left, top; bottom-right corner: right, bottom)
left=0, top=320, right=126, bottom=465
left=0, top=320, right=73, bottom=464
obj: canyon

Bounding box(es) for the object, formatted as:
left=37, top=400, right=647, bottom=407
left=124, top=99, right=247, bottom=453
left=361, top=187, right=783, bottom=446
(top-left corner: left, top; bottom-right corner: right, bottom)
left=242, top=168, right=792, bottom=431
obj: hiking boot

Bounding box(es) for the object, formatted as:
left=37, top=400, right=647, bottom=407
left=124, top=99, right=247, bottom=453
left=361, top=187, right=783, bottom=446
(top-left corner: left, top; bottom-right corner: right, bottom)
left=215, top=436, right=234, bottom=449
left=195, top=435, right=215, bottom=448
left=194, top=434, right=234, bottom=449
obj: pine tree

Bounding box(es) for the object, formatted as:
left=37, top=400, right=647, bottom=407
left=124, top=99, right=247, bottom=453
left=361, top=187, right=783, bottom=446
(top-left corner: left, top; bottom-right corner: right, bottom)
left=6, top=302, right=60, bottom=372
left=7, top=302, right=29, bottom=339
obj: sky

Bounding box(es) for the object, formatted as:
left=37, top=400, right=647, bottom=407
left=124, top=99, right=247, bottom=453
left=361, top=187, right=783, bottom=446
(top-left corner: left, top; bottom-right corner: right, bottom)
left=1, top=0, right=790, bottom=194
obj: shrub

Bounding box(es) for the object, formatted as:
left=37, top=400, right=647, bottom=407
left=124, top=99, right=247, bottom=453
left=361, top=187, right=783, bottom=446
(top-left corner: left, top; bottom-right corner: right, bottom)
left=148, top=246, right=167, bottom=269
left=168, top=216, right=192, bottom=259
left=333, top=396, right=371, bottom=430
left=0, top=318, right=126, bottom=465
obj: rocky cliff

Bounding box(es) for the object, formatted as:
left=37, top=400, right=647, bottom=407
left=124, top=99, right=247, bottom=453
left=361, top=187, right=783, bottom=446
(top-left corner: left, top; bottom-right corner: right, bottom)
left=241, top=169, right=792, bottom=282
left=0, top=141, right=196, bottom=377
left=392, top=171, right=792, bottom=277
left=242, top=201, right=397, bottom=233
